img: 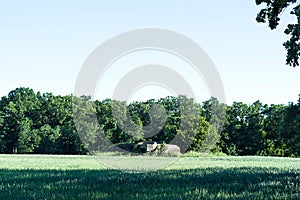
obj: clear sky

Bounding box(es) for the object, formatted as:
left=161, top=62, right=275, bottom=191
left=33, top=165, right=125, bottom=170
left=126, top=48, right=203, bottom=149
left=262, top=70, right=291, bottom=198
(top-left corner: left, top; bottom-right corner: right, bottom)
left=1, top=1, right=300, bottom=105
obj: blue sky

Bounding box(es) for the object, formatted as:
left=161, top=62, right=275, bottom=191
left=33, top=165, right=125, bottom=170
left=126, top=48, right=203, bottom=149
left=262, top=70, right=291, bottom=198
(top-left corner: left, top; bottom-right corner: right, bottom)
left=1, top=1, right=300, bottom=105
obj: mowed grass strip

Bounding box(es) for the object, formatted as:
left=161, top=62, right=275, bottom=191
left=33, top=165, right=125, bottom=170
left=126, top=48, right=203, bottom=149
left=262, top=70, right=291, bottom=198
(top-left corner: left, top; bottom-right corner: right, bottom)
left=0, top=155, right=300, bottom=199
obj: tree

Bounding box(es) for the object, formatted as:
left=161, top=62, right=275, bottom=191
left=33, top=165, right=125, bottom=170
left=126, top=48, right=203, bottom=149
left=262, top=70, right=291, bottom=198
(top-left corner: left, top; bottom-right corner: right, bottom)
left=0, top=88, right=40, bottom=153
left=59, top=95, right=88, bottom=154
left=244, top=101, right=267, bottom=155
left=256, top=0, right=300, bottom=67
left=202, top=97, right=226, bottom=152
left=221, top=102, right=248, bottom=155
left=111, top=100, right=144, bottom=143
left=174, top=96, right=202, bottom=152
left=188, top=116, right=210, bottom=152
left=278, top=100, right=300, bottom=156
left=17, top=118, right=41, bottom=153
left=260, top=104, right=287, bottom=156
left=155, top=96, right=181, bottom=143
left=0, top=107, right=6, bottom=152
left=2, top=87, right=300, bottom=157
left=128, top=100, right=166, bottom=140
left=36, top=124, right=61, bottom=154
left=95, top=99, right=118, bottom=144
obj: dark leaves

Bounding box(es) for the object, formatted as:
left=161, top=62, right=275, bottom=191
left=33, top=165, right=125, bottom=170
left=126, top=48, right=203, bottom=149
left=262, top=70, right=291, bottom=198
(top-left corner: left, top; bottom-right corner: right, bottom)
left=256, top=0, right=300, bottom=66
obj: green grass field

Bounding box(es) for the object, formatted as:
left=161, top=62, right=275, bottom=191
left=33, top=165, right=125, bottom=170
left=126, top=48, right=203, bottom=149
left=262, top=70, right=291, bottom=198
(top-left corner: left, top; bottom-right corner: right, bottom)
left=0, top=155, right=300, bottom=199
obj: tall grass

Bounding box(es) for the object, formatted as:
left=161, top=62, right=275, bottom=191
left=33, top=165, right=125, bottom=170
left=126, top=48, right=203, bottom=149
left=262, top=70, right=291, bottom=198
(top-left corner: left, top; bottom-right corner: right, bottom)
left=0, top=155, right=299, bottom=199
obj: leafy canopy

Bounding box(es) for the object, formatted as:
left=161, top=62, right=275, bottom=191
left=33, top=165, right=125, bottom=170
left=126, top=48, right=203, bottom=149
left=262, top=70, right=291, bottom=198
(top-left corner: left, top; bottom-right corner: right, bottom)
left=256, top=0, right=300, bottom=67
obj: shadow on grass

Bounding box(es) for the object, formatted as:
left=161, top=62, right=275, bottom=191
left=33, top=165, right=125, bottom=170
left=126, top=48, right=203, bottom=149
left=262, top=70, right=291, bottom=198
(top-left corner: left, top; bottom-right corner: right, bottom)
left=0, top=167, right=299, bottom=199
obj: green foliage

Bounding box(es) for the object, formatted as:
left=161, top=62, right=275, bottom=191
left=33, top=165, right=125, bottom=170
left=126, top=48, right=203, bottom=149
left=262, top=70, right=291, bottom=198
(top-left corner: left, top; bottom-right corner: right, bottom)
left=1, top=87, right=300, bottom=157
left=256, top=0, right=300, bottom=66
left=36, top=124, right=61, bottom=154
left=188, top=116, right=210, bottom=152
left=260, top=104, right=287, bottom=156
left=111, top=100, right=144, bottom=143
left=17, top=118, right=41, bottom=153
left=278, top=101, right=300, bottom=156
left=259, top=139, right=285, bottom=156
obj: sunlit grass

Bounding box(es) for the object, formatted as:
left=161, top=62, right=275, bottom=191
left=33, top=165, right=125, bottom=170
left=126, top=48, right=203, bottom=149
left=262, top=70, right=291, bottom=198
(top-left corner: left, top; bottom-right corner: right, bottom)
left=0, top=155, right=300, bottom=199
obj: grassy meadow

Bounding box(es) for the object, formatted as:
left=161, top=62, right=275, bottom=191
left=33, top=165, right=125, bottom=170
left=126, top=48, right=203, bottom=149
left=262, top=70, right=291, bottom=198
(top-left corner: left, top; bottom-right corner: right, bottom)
left=0, top=155, right=300, bottom=199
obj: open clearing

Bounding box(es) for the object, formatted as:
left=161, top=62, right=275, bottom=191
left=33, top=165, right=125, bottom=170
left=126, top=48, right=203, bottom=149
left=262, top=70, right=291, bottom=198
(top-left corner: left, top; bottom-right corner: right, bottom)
left=0, top=155, right=300, bottom=199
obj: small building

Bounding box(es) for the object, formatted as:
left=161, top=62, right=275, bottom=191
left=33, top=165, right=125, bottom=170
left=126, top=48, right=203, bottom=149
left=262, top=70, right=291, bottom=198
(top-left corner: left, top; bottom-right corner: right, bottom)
left=139, top=142, right=180, bottom=154
left=139, top=141, right=158, bottom=153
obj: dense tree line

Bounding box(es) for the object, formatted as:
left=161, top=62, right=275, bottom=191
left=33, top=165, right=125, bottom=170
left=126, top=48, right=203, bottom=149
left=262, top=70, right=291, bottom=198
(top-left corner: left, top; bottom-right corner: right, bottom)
left=0, top=87, right=299, bottom=157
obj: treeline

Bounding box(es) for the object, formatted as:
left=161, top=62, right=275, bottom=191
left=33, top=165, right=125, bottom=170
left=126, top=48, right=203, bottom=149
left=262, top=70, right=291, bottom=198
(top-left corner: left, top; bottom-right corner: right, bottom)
left=0, top=87, right=299, bottom=157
